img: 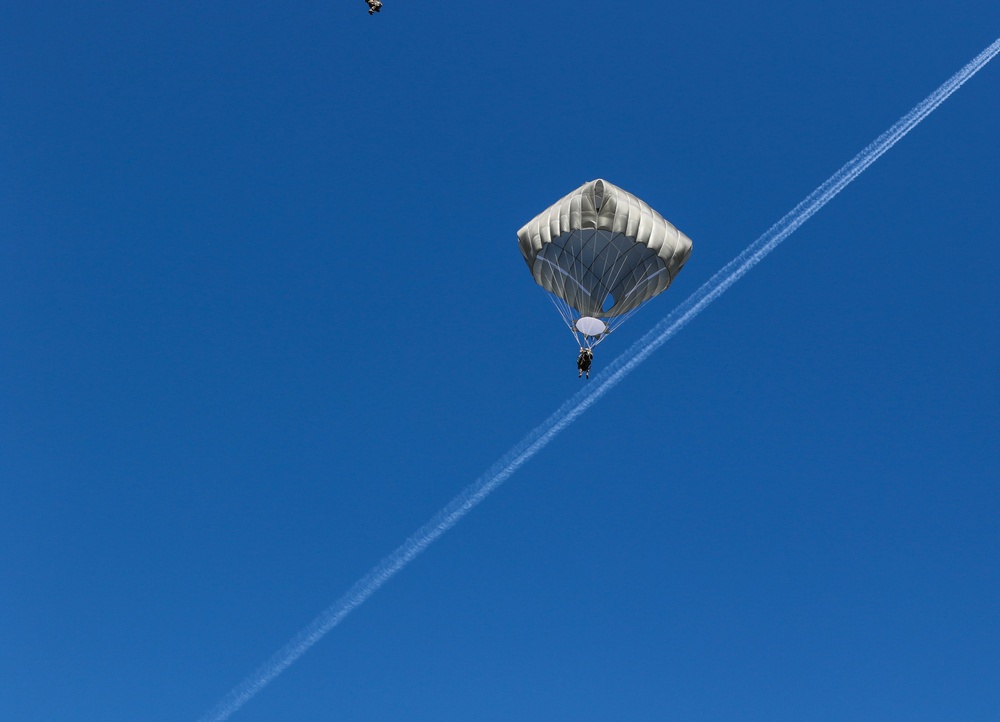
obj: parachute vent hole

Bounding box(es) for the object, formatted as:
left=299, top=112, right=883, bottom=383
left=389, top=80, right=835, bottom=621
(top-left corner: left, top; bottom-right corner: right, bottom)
left=602, top=294, right=615, bottom=313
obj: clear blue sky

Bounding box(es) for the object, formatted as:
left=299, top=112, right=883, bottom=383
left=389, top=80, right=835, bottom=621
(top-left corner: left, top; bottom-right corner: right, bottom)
left=2, top=2, right=999, bottom=720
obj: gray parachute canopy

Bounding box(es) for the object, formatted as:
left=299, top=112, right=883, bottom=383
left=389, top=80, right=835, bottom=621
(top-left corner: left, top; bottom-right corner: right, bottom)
left=517, top=179, right=692, bottom=344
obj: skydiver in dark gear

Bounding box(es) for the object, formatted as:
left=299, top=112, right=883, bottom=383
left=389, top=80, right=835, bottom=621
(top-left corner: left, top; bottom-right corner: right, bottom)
left=366, top=0, right=382, bottom=14
left=577, top=347, right=594, bottom=379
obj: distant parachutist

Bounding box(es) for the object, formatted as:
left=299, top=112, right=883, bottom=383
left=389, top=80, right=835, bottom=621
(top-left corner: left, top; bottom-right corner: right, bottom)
left=577, top=347, right=594, bottom=379
left=366, top=0, right=382, bottom=14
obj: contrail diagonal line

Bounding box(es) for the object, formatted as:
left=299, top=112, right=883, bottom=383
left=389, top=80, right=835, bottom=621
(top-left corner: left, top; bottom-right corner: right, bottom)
left=198, top=36, right=1000, bottom=722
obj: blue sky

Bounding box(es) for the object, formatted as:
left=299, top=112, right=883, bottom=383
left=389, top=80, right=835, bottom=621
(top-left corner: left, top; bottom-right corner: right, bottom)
left=2, top=2, right=999, bottom=720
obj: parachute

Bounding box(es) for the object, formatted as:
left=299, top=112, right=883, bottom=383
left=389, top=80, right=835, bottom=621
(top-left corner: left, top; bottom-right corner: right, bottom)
left=517, top=179, right=693, bottom=348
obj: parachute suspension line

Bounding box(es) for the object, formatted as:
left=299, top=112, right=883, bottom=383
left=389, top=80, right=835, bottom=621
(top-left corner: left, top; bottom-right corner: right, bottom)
left=589, top=262, right=676, bottom=348
left=613, top=253, right=655, bottom=319
left=546, top=291, right=606, bottom=350
left=622, top=266, right=677, bottom=331
left=606, top=293, right=646, bottom=334
left=541, top=257, right=581, bottom=336
left=587, top=239, right=619, bottom=317
left=596, top=248, right=633, bottom=316
left=546, top=292, right=580, bottom=342
left=553, top=237, right=636, bottom=352
left=540, top=240, right=661, bottom=352
left=581, top=249, right=627, bottom=350
left=590, top=301, right=642, bottom=349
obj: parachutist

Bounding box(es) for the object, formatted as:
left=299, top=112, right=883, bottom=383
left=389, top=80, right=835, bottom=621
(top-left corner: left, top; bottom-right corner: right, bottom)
left=517, top=180, right=693, bottom=372
left=366, top=0, right=382, bottom=14
left=577, top=347, right=594, bottom=379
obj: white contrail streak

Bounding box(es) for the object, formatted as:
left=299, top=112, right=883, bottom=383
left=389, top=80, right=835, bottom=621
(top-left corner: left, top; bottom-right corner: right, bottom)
left=198, top=37, right=1000, bottom=722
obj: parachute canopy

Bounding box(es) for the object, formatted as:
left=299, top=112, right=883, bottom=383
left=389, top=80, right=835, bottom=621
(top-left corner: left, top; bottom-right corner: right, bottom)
left=518, top=179, right=692, bottom=345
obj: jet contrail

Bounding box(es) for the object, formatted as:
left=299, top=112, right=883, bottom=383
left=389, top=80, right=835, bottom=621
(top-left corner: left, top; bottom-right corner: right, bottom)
left=198, top=37, right=1000, bottom=722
